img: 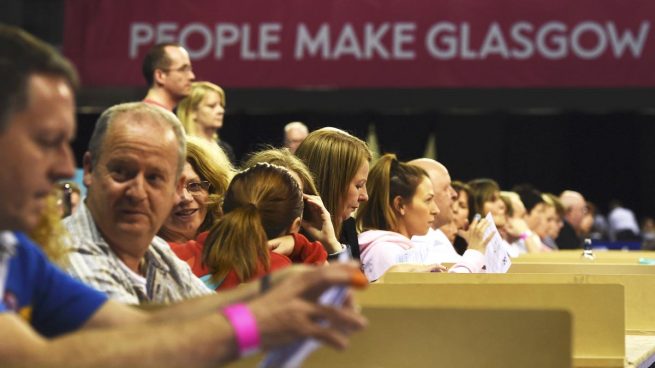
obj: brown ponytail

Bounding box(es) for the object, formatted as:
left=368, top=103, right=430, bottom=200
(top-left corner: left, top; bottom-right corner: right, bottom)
left=202, top=204, right=270, bottom=283
left=356, top=153, right=427, bottom=232
left=202, top=163, right=303, bottom=283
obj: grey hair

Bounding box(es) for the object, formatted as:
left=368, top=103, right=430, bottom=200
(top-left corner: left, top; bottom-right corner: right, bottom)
left=88, top=102, right=187, bottom=177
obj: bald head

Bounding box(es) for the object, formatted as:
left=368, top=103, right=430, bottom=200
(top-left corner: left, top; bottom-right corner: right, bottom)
left=560, top=190, right=586, bottom=230
left=284, top=121, right=309, bottom=154
left=409, top=158, right=457, bottom=228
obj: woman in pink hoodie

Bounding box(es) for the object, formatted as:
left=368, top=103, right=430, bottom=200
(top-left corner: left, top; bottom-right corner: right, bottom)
left=356, top=154, right=487, bottom=281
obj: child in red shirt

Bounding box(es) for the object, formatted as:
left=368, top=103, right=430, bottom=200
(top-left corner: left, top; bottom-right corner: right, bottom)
left=200, top=163, right=328, bottom=290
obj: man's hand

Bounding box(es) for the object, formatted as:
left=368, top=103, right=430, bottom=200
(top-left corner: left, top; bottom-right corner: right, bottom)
left=247, top=263, right=368, bottom=350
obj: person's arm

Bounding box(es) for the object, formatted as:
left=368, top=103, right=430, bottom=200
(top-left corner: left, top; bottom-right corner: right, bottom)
left=0, top=263, right=367, bottom=368
left=362, top=242, right=409, bottom=281
left=133, top=271, right=278, bottom=322
left=288, top=234, right=328, bottom=265
left=385, top=263, right=446, bottom=273
left=505, top=218, right=543, bottom=253
left=0, top=306, right=236, bottom=367
left=0, top=304, right=238, bottom=368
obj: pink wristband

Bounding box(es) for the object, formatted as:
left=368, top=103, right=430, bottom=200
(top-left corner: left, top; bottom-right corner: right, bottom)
left=222, top=303, right=260, bottom=357
left=519, top=231, right=533, bottom=240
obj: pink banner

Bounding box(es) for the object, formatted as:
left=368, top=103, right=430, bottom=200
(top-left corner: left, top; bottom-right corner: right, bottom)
left=63, top=0, right=655, bottom=88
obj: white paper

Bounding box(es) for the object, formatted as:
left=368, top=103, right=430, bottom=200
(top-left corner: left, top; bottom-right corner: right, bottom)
left=482, top=212, right=511, bottom=273
left=260, top=251, right=351, bottom=368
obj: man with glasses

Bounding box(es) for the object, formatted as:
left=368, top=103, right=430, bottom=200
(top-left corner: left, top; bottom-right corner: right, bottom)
left=142, top=43, right=195, bottom=111
left=62, top=102, right=214, bottom=304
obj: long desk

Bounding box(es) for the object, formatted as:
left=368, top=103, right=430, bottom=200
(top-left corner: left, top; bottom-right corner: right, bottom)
left=357, top=283, right=624, bottom=367
left=380, top=272, right=655, bottom=334
left=514, top=250, right=655, bottom=265
left=228, top=306, right=573, bottom=368
left=508, top=263, right=655, bottom=275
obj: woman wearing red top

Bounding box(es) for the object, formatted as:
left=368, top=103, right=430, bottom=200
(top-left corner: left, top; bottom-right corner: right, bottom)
left=202, top=163, right=328, bottom=290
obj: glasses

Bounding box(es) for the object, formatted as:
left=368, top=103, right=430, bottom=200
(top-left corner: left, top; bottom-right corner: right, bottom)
left=163, top=64, right=193, bottom=74
left=185, top=181, right=211, bottom=194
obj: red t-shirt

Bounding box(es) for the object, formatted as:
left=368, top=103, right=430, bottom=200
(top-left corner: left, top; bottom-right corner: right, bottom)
left=168, top=232, right=327, bottom=290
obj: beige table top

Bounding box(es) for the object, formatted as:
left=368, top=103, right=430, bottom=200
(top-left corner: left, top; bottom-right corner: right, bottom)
left=626, top=334, right=655, bottom=368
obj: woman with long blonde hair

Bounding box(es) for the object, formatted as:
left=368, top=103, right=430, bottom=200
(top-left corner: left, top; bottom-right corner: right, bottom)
left=295, top=127, right=372, bottom=259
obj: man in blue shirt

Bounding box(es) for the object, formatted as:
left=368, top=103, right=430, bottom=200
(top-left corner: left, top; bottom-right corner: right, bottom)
left=0, top=24, right=366, bottom=367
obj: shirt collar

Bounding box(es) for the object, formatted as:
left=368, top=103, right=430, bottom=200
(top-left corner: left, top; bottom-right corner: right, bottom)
left=77, top=201, right=170, bottom=273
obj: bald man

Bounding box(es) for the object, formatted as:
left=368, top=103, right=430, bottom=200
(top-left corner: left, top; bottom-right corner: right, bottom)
left=409, top=159, right=485, bottom=272
left=555, top=190, right=586, bottom=249
left=283, top=121, right=309, bottom=154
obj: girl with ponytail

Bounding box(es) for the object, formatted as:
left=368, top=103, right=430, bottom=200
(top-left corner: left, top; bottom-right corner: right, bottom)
left=202, top=163, right=328, bottom=290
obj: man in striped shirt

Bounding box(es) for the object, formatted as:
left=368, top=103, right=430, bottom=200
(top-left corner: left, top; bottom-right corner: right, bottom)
left=62, top=102, right=213, bottom=304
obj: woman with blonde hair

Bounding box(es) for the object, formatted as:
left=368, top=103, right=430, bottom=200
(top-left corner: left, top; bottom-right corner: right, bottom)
left=159, top=136, right=235, bottom=275
left=29, top=187, right=71, bottom=267
left=357, top=154, right=488, bottom=281
left=177, top=81, right=235, bottom=163
left=202, top=163, right=327, bottom=290
left=295, top=127, right=372, bottom=259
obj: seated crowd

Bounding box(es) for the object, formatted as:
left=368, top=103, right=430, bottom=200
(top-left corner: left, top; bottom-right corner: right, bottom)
left=0, top=24, right=604, bottom=366
left=55, top=97, right=593, bottom=289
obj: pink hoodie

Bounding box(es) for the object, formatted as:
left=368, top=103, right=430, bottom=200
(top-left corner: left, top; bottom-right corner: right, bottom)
left=359, top=230, right=485, bottom=281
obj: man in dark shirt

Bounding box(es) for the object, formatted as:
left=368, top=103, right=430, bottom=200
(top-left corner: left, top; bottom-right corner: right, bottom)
left=556, top=190, right=587, bottom=249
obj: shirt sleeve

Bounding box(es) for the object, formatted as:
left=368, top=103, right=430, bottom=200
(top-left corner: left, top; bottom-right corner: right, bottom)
left=289, top=233, right=328, bottom=265
left=362, top=242, right=407, bottom=281
left=13, top=233, right=108, bottom=337
left=448, top=249, right=485, bottom=273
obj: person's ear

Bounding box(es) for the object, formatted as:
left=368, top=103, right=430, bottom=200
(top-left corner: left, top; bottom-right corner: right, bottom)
left=288, top=217, right=302, bottom=234
left=82, top=152, right=94, bottom=187
left=393, top=196, right=406, bottom=216
left=154, top=69, right=167, bottom=86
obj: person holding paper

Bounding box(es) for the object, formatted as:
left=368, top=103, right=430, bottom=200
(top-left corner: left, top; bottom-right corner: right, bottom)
left=356, top=154, right=490, bottom=281
left=410, top=159, right=490, bottom=267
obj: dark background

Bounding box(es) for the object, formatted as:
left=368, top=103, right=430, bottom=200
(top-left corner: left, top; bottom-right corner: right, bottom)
left=4, top=0, right=655, bottom=220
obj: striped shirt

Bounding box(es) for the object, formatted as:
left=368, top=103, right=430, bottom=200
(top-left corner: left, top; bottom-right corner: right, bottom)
left=62, top=202, right=212, bottom=304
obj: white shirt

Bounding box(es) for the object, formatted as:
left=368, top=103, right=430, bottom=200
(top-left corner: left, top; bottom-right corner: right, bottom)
left=411, top=228, right=464, bottom=264
left=411, top=228, right=485, bottom=273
